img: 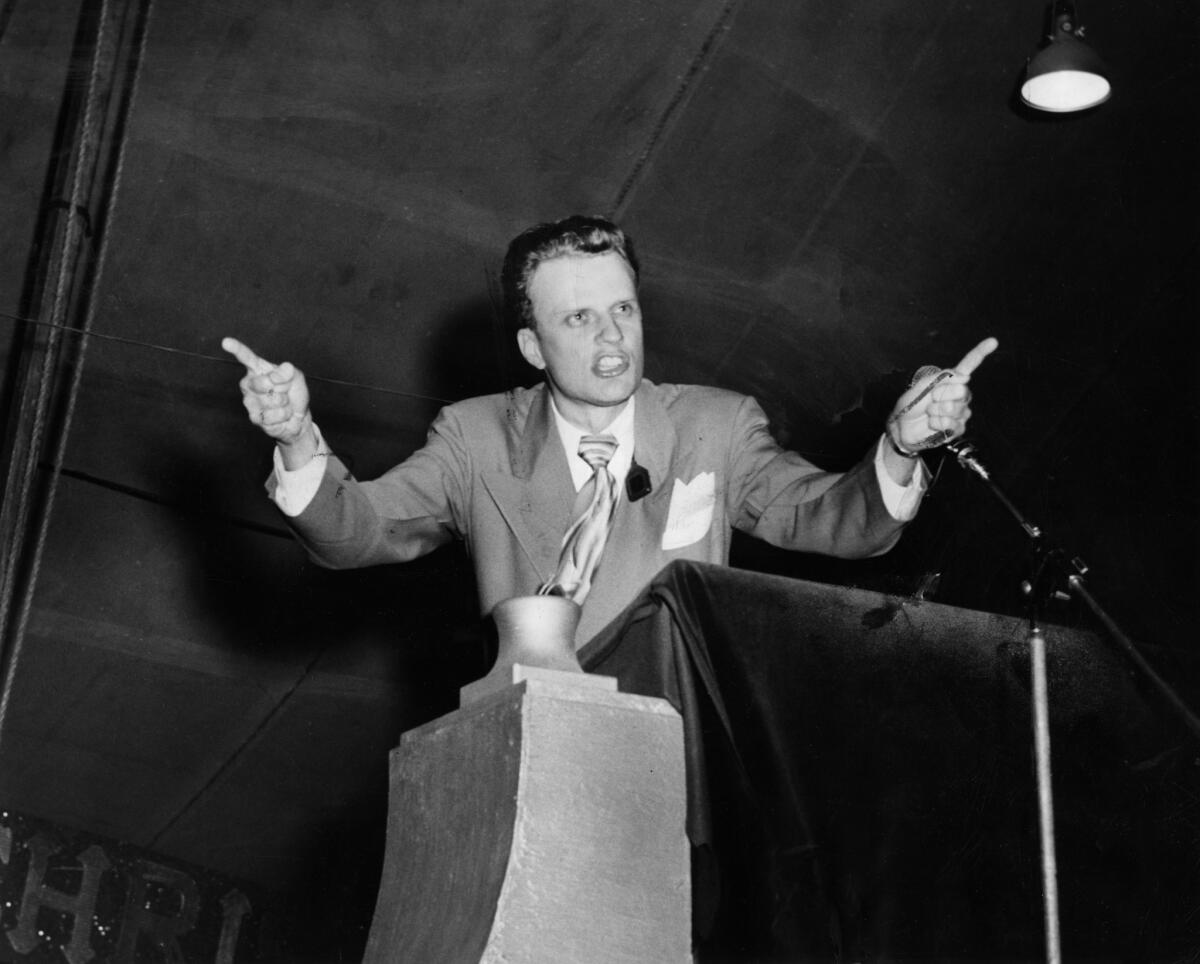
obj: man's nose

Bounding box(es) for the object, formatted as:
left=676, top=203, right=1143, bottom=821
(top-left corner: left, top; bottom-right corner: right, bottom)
left=596, top=313, right=625, bottom=343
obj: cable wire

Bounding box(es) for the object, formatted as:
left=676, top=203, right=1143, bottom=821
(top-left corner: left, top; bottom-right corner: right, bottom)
left=0, top=309, right=455, bottom=406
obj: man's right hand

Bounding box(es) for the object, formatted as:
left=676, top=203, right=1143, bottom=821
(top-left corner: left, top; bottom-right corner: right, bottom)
left=222, top=337, right=318, bottom=469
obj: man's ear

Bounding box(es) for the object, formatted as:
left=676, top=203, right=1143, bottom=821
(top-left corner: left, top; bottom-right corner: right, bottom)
left=517, top=327, right=546, bottom=370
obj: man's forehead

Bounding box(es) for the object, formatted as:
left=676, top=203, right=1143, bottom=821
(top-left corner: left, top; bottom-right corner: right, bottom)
left=529, top=252, right=636, bottom=310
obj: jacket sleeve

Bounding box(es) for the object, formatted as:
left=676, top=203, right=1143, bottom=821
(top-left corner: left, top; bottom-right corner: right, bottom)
left=726, top=395, right=906, bottom=558
left=277, top=406, right=471, bottom=569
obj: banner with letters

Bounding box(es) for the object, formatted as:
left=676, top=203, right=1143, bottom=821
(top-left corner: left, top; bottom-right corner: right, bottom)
left=0, top=810, right=277, bottom=963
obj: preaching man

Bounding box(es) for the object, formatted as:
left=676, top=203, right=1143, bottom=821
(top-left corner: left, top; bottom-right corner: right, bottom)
left=224, top=215, right=994, bottom=646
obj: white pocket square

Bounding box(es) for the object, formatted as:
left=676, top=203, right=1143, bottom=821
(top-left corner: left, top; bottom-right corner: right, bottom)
left=661, top=472, right=715, bottom=550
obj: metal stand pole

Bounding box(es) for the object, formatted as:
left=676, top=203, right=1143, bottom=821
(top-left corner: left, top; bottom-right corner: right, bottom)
left=1029, top=623, right=1061, bottom=964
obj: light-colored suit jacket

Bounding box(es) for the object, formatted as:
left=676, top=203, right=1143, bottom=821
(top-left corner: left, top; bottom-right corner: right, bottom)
left=279, top=380, right=907, bottom=645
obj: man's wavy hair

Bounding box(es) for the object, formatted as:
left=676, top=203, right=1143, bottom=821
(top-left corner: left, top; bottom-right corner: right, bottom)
left=501, top=215, right=640, bottom=332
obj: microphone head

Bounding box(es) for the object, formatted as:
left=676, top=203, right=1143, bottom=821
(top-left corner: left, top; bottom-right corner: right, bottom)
left=910, top=364, right=944, bottom=387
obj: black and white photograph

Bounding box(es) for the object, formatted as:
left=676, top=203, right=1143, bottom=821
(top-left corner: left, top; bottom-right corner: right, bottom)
left=0, top=1, right=1196, bottom=961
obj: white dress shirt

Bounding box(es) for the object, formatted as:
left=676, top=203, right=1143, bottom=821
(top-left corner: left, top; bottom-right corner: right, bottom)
left=548, top=395, right=636, bottom=495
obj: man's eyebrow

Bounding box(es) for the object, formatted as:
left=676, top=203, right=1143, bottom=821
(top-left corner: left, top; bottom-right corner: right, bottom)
left=543, top=304, right=585, bottom=321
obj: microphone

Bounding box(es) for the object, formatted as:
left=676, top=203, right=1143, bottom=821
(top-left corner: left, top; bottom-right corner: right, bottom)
left=911, top=364, right=943, bottom=386
left=626, top=459, right=652, bottom=502
left=944, top=440, right=990, bottom=480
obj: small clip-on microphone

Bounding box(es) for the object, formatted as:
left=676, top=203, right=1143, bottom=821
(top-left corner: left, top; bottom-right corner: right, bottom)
left=626, top=458, right=652, bottom=502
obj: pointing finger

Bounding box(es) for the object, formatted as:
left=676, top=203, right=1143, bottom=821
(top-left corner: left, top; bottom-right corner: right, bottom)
left=953, top=337, right=999, bottom=378
left=221, top=336, right=274, bottom=375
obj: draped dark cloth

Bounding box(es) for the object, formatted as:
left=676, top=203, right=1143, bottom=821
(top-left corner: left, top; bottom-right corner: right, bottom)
left=578, top=561, right=1199, bottom=963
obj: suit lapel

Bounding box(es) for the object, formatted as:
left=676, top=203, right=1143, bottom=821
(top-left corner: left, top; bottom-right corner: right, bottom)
left=479, top=385, right=574, bottom=586
left=630, top=380, right=678, bottom=515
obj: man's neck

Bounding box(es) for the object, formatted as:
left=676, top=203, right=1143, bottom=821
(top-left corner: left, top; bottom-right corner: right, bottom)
left=548, top=391, right=633, bottom=434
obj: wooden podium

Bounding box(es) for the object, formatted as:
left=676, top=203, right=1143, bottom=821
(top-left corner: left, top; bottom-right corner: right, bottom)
left=362, top=666, right=691, bottom=963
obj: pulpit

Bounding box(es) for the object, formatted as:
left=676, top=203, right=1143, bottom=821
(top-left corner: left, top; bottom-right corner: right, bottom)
left=362, top=662, right=691, bottom=964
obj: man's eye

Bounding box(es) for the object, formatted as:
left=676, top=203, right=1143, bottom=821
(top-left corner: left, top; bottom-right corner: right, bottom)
left=568, top=312, right=588, bottom=324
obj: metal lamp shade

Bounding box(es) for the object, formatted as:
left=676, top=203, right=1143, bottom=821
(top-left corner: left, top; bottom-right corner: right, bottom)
left=1021, top=29, right=1111, bottom=112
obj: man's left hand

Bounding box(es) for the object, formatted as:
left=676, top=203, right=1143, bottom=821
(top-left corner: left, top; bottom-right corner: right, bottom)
left=889, top=337, right=998, bottom=453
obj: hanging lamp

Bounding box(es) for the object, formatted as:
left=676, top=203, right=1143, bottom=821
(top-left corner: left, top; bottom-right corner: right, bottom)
left=1021, top=2, right=1111, bottom=112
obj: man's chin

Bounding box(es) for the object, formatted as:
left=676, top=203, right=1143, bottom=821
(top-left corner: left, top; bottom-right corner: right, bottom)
left=592, top=372, right=640, bottom=404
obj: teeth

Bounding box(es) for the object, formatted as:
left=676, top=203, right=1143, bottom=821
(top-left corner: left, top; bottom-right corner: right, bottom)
left=596, top=356, right=625, bottom=373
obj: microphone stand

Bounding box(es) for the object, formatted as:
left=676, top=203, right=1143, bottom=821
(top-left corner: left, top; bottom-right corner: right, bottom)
left=942, top=441, right=1200, bottom=964
left=945, top=442, right=1200, bottom=743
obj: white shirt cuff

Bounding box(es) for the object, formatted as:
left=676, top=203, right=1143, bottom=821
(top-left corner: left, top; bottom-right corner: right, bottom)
left=873, top=435, right=926, bottom=521
left=271, top=423, right=330, bottom=518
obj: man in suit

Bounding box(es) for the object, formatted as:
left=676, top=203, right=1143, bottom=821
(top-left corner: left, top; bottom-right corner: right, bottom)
left=224, top=215, right=994, bottom=646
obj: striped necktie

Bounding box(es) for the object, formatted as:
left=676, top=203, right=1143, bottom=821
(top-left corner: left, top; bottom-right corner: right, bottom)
left=538, top=434, right=619, bottom=605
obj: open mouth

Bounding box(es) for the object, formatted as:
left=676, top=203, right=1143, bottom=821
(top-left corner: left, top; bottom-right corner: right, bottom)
left=593, top=354, right=629, bottom=377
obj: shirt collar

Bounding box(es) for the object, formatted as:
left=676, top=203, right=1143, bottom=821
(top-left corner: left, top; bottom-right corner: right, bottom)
left=549, top=395, right=636, bottom=492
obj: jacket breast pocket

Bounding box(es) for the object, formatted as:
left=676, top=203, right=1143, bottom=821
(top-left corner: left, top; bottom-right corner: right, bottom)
left=661, top=472, right=715, bottom=550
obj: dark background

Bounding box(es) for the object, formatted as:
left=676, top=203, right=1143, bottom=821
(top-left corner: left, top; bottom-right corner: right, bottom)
left=0, top=0, right=1196, bottom=959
